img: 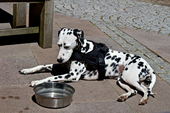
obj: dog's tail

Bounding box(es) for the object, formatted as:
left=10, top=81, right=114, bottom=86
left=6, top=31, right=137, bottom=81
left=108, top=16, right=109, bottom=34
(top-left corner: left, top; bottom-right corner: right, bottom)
left=148, top=68, right=157, bottom=96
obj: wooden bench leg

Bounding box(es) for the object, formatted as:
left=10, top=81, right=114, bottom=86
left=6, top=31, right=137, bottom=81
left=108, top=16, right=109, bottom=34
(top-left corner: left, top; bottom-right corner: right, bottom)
left=39, top=0, right=54, bottom=48
left=29, top=0, right=53, bottom=49
left=13, top=3, right=27, bottom=28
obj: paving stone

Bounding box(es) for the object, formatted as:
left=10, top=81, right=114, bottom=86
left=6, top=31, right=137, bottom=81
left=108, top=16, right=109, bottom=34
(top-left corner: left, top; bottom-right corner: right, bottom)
left=157, top=62, right=170, bottom=68
left=110, top=36, right=122, bottom=40
left=165, top=79, right=170, bottom=85
left=0, top=44, right=33, bottom=57
left=0, top=57, right=44, bottom=86
left=123, top=46, right=137, bottom=52
left=114, top=39, right=127, bottom=44
left=149, top=63, right=161, bottom=69
left=139, top=47, right=152, bottom=53
left=155, top=68, right=166, bottom=74
left=120, top=43, right=132, bottom=48
left=61, top=101, right=134, bottom=113
left=158, top=74, right=170, bottom=80
left=163, top=66, right=170, bottom=73
left=153, top=57, right=165, bottom=63
left=144, top=52, right=159, bottom=58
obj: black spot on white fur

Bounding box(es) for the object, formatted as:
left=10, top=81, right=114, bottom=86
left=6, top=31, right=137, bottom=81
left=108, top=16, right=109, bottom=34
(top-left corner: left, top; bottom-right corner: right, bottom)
left=138, top=65, right=149, bottom=78
left=106, top=56, right=111, bottom=59
left=138, top=62, right=144, bottom=69
left=125, top=67, right=128, bottom=71
left=58, top=76, right=62, bottom=78
left=128, top=55, right=141, bottom=65
left=65, top=74, right=71, bottom=79
left=75, top=61, right=78, bottom=64
left=115, top=57, right=121, bottom=63
left=105, top=53, right=110, bottom=57
left=125, top=54, right=131, bottom=61
left=70, top=72, right=74, bottom=76
left=111, top=55, right=117, bottom=60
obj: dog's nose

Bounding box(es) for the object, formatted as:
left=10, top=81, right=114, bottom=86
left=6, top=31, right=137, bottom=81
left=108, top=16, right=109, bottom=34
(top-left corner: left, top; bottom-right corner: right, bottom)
left=57, top=58, right=64, bottom=63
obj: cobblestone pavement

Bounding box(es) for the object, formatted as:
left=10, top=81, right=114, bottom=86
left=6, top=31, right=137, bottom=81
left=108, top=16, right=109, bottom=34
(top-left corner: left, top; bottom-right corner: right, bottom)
left=54, top=0, right=170, bottom=84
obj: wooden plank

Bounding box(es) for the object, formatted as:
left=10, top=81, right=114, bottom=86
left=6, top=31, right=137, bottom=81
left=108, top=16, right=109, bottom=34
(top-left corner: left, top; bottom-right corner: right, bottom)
left=13, top=3, right=26, bottom=28
left=39, top=0, right=53, bottom=48
left=0, top=27, right=39, bottom=36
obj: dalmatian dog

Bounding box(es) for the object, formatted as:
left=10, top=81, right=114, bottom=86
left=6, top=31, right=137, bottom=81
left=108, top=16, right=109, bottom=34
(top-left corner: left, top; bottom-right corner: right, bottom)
left=20, top=28, right=156, bottom=105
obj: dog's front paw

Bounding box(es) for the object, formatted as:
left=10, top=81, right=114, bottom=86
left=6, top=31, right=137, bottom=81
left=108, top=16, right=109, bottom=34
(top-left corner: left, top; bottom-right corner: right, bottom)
left=19, top=69, right=33, bottom=74
left=30, top=80, right=41, bottom=87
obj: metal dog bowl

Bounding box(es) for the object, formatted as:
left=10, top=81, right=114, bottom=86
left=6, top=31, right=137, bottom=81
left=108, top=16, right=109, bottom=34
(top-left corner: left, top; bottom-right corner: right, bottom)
left=33, top=82, right=75, bottom=108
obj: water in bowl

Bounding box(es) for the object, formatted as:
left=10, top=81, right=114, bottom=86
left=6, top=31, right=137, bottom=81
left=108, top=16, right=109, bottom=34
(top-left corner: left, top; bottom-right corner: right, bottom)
left=37, top=88, right=72, bottom=98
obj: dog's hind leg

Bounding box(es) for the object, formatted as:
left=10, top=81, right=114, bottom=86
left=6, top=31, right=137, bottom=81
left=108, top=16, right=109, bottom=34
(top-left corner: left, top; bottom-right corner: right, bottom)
left=128, top=81, right=149, bottom=105
left=148, top=71, right=157, bottom=96
left=117, top=78, right=137, bottom=102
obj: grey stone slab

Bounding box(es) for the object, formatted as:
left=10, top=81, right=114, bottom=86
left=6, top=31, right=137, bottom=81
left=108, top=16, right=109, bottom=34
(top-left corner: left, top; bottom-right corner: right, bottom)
left=0, top=44, right=34, bottom=57
left=0, top=57, right=44, bottom=86
left=67, top=80, right=119, bottom=103
left=61, top=101, right=134, bottom=113
left=53, top=14, right=107, bottom=37
left=30, top=44, right=59, bottom=65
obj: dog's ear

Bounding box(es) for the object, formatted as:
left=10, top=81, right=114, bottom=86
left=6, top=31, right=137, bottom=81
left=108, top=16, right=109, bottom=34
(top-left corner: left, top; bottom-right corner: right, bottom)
left=58, top=27, right=66, bottom=36
left=73, top=29, right=84, bottom=45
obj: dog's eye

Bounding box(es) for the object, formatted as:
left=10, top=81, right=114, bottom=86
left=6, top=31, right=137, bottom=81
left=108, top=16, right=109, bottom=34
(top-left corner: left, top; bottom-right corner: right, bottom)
left=58, top=44, right=62, bottom=47
left=64, top=46, right=70, bottom=49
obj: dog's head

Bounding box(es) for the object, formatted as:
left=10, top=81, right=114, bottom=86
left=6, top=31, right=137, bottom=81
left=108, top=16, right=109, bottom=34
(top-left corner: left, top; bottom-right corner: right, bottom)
left=57, top=28, right=84, bottom=63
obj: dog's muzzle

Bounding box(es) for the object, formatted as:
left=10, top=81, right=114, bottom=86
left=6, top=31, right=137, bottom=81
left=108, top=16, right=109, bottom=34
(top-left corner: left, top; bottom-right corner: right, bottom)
left=57, top=58, right=64, bottom=63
